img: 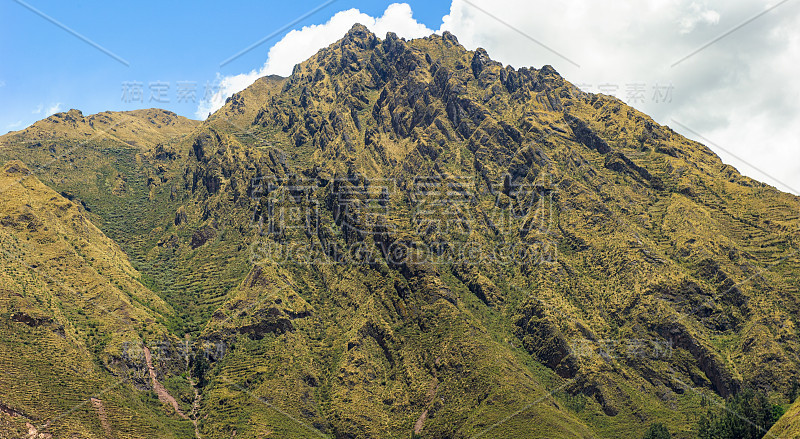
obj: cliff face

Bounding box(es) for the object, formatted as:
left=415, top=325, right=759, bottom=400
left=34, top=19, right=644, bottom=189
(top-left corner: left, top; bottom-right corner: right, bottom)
left=172, top=25, right=800, bottom=438
left=0, top=24, right=799, bottom=438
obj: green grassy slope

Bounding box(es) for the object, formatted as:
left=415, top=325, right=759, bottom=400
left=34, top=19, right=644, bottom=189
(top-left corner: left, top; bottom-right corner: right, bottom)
left=769, top=398, right=800, bottom=438
left=0, top=160, right=195, bottom=437
left=0, top=25, right=798, bottom=439
left=0, top=108, right=247, bottom=335
left=189, top=26, right=799, bottom=438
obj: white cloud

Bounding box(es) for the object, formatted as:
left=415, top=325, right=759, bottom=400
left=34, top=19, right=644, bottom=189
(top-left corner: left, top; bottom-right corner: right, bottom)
left=46, top=103, right=62, bottom=115
left=196, top=3, right=434, bottom=119
left=679, top=2, right=721, bottom=34
left=197, top=0, right=800, bottom=194
left=438, top=0, right=800, bottom=193
left=33, top=102, right=62, bottom=116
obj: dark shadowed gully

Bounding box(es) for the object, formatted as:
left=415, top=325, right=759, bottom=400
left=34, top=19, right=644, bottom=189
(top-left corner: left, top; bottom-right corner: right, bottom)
left=1, top=24, right=799, bottom=439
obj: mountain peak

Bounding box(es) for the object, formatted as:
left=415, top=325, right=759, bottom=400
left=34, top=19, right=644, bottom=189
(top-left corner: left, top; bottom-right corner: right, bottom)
left=341, top=22, right=379, bottom=50
left=2, top=108, right=199, bottom=148
left=2, top=22, right=800, bottom=439
left=49, top=108, right=85, bottom=124
left=345, top=22, right=372, bottom=38
left=441, top=30, right=460, bottom=45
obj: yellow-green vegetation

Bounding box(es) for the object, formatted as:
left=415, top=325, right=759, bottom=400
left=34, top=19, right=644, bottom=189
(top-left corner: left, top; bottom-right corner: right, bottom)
left=0, top=161, right=194, bottom=437
left=3, top=108, right=199, bottom=146
left=1, top=24, right=799, bottom=438
left=769, top=398, right=800, bottom=438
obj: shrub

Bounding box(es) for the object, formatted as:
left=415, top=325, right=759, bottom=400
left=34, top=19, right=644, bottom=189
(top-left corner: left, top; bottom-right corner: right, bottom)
left=697, top=388, right=784, bottom=439
left=643, top=423, right=671, bottom=439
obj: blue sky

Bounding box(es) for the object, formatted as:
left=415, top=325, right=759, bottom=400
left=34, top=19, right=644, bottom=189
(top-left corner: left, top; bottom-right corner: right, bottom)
left=0, top=0, right=450, bottom=130
left=1, top=0, right=798, bottom=193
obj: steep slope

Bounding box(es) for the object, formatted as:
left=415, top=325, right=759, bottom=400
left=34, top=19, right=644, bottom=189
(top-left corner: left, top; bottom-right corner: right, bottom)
left=208, top=74, right=287, bottom=132
left=0, top=109, right=200, bottom=249
left=769, top=398, right=800, bottom=438
left=0, top=160, right=194, bottom=438
left=0, top=24, right=798, bottom=439
left=158, top=25, right=800, bottom=438
left=0, top=108, right=209, bottom=332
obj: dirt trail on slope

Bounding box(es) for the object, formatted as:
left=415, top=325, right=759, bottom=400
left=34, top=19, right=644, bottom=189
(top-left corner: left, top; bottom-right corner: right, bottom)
left=90, top=398, right=112, bottom=437
left=143, top=346, right=188, bottom=419
left=414, top=378, right=439, bottom=435
left=413, top=410, right=428, bottom=435
left=187, top=375, right=202, bottom=439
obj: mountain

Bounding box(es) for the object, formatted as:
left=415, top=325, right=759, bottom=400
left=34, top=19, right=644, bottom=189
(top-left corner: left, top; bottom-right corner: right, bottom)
left=0, top=161, right=194, bottom=438
left=1, top=24, right=799, bottom=438
left=769, top=398, right=800, bottom=438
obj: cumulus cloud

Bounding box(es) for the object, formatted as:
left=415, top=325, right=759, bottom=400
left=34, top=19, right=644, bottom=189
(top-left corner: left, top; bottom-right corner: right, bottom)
left=439, top=0, right=800, bottom=193
left=679, top=3, right=721, bottom=34
left=196, top=3, right=434, bottom=119
left=197, top=0, right=800, bottom=194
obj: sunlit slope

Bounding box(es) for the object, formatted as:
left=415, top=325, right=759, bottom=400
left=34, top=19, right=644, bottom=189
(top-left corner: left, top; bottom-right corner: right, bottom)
left=0, top=23, right=798, bottom=439
left=768, top=398, right=800, bottom=438
left=0, top=160, right=193, bottom=438
left=163, top=25, right=800, bottom=438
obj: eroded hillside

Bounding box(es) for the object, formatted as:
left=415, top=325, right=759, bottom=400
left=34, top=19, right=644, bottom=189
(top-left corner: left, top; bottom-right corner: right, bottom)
left=0, top=24, right=798, bottom=439
left=0, top=161, right=194, bottom=438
